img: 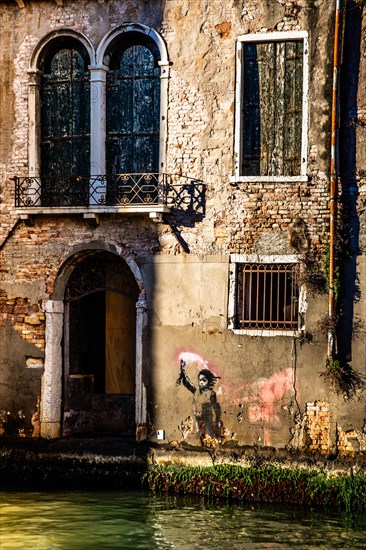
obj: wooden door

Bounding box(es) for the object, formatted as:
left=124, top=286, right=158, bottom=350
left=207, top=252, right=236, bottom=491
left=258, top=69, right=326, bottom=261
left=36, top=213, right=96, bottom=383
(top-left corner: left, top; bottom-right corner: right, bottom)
left=105, top=291, right=136, bottom=394
left=63, top=253, right=139, bottom=436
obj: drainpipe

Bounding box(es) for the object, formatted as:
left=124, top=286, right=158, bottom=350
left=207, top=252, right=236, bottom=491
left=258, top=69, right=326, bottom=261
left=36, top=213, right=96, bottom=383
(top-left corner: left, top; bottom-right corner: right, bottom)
left=328, top=0, right=344, bottom=361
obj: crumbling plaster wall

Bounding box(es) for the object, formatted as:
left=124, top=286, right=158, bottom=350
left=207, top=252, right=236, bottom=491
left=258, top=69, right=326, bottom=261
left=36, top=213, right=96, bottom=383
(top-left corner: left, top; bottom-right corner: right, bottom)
left=161, top=0, right=334, bottom=253
left=0, top=0, right=364, bottom=452
left=140, top=252, right=365, bottom=453
left=0, top=317, right=43, bottom=436
left=1, top=0, right=335, bottom=250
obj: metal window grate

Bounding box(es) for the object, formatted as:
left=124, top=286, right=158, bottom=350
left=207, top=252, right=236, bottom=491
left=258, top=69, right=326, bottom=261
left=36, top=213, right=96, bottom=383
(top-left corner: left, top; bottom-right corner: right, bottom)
left=236, top=263, right=298, bottom=330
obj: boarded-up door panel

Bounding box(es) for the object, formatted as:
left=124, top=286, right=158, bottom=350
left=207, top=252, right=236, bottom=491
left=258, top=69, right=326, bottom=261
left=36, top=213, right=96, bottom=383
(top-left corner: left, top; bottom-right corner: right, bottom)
left=105, top=291, right=136, bottom=394
left=63, top=252, right=139, bottom=436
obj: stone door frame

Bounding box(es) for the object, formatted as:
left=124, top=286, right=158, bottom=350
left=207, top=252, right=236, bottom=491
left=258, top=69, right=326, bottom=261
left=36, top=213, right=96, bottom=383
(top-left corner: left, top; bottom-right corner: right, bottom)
left=39, top=243, right=147, bottom=439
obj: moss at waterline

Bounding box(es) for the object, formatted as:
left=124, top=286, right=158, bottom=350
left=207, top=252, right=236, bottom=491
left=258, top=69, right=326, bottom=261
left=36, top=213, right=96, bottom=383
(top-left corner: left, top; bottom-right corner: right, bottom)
left=1, top=446, right=365, bottom=511
left=142, top=464, right=366, bottom=511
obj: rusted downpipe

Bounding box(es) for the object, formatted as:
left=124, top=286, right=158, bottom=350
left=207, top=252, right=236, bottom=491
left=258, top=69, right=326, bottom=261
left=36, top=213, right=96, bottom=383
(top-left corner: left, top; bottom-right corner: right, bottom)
left=328, top=0, right=344, bottom=360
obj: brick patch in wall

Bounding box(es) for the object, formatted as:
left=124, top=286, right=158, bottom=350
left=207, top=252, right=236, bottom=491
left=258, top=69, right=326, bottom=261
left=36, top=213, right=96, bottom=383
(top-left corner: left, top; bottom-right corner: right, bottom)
left=305, top=401, right=331, bottom=455
left=289, top=401, right=366, bottom=457
left=0, top=291, right=45, bottom=350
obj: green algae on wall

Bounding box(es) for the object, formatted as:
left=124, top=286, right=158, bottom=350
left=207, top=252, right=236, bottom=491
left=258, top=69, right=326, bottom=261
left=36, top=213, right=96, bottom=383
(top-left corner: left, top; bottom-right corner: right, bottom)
left=143, top=464, right=366, bottom=511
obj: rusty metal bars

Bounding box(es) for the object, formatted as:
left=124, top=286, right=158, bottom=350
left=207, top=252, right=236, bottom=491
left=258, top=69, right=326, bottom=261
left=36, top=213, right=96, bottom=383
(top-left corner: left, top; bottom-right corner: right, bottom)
left=237, top=263, right=298, bottom=330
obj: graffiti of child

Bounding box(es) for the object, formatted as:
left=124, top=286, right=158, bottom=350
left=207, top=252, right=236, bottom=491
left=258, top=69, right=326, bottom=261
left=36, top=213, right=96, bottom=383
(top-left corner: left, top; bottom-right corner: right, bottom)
left=177, top=360, right=221, bottom=439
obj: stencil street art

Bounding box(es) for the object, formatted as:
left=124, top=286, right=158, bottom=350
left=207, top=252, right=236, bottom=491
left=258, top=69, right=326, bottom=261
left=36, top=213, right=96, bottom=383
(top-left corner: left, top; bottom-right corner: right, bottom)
left=176, top=352, right=295, bottom=445
left=176, top=353, right=222, bottom=441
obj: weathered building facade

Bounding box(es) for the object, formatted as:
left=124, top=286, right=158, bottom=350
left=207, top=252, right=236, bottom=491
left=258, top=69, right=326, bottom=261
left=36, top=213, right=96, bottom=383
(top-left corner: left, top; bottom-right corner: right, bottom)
left=0, top=0, right=365, bottom=456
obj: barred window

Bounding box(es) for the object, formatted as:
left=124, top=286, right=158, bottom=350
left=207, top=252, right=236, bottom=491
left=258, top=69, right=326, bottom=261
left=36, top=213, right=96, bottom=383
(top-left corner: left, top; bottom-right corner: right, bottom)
left=236, top=263, right=299, bottom=330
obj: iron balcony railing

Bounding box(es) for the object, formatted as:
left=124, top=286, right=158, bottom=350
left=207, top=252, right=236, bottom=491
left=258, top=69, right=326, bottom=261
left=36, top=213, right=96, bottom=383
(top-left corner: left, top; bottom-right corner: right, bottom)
left=14, top=173, right=205, bottom=215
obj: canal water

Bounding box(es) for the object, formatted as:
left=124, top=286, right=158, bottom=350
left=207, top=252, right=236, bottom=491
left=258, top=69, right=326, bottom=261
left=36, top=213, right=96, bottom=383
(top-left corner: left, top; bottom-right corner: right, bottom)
left=1, top=490, right=365, bottom=549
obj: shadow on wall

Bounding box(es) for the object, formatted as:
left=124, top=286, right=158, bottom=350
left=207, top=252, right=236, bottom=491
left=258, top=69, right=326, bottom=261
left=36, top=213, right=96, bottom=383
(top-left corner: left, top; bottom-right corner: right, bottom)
left=338, top=0, right=363, bottom=363
left=0, top=322, right=43, bottom=436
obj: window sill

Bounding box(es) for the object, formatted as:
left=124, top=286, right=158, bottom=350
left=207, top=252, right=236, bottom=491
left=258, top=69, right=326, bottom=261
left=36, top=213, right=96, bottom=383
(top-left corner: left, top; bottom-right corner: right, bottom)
left=229, top=175, right=309, bottom=184
left=16, top=205, right=170, bottom=223
left=230, top=328, right=300, bottom=337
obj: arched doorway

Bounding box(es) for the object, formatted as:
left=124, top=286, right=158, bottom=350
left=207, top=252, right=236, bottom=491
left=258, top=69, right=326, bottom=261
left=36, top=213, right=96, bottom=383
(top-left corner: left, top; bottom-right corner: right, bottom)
left=62, top=251, right=139, bottom=436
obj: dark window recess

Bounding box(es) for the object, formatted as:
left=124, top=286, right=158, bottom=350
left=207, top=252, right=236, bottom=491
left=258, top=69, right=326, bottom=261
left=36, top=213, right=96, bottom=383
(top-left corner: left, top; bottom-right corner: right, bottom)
left=106, top=36, right=160, bottom=175
left=236, top=263, right=299, bottom=330
left=242, top=40, right=303, bottom=177
left=40, top=46, right=90, bottom=205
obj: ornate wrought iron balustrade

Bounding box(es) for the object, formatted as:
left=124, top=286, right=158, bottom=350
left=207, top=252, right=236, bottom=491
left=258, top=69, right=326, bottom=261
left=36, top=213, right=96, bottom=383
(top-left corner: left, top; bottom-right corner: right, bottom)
left=14, top=174, right=164, bottom=207
left=14, top=173, right=205, bottom=215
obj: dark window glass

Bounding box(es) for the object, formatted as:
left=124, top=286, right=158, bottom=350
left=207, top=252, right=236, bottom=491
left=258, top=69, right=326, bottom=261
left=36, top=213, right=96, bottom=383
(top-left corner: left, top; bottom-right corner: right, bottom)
left=242, top=40, right=303, bottom=176
left=40, top=46, right=90, bottom=205
left=106, top=37, right=160, bottom=175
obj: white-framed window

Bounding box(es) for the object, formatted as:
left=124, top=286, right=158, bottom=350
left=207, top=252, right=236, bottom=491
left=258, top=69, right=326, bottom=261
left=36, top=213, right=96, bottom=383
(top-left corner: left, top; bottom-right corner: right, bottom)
left=233, top=31, right=309, bottom=183
left=228, top=254, right=305, bottom=336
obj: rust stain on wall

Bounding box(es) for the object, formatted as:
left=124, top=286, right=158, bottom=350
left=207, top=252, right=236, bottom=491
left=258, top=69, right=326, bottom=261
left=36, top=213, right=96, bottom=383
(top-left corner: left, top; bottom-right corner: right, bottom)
left=215, top=22, right=232, bottom=39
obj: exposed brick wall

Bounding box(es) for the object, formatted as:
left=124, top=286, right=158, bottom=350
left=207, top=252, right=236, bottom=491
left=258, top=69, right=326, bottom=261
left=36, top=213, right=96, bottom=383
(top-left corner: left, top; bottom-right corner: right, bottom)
left=289, top=401, right=366, bottom=457
left=305, top=401, right=331, bottom=455
left=0, top=216, right=161, bottom=297
left=0, top=0, right=335, bottom=256
left=337, top=425, right=357, bottom=457
left=0, top=290, right=45, bottom=349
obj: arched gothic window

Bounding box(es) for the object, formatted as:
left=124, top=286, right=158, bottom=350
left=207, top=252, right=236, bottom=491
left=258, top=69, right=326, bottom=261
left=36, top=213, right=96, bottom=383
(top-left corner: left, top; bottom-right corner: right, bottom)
left=23, top=26, right=169, bottom=210
left=40, top=39, right=90, bottom=205
left=106, top=33, right=161, bottom=175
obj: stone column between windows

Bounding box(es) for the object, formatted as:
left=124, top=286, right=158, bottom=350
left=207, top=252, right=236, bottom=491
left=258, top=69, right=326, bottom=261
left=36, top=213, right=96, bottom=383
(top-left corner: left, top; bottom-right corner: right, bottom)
left=135, top=298, right=147, bottom=436
left=158, top=61, right=170, bottom=203
left=88, top=64, right=108, bottom=204
left=27, top=69, right=42, bottom=204
left=40, top=300, right=64, bottom=438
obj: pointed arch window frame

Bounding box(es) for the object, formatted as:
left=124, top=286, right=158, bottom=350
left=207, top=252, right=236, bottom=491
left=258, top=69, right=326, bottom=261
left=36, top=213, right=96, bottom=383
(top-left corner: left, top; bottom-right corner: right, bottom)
left=25, top=24, right=170, bottom=214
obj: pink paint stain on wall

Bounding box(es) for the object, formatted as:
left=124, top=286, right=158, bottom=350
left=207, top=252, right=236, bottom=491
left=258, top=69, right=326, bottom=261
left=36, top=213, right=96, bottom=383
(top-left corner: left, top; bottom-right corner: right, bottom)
left=229, top=367, right=295, bottom=444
